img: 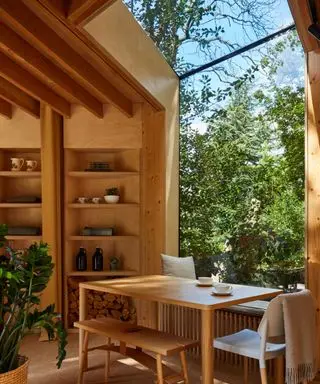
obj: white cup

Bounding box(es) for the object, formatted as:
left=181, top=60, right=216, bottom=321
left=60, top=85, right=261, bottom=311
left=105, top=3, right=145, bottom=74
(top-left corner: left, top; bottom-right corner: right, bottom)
left=214, top=283, right=232, bottom=293
left=77, top=197, right=87, bottom=204
left=198, top=277, right=213, bottom=285
left=92, top=197, right=101, bottom=204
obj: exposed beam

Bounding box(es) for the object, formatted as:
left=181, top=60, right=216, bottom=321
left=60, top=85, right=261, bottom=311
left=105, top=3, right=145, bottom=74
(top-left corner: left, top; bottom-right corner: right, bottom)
left=288, top=0, right=320, bottom=52
left=67, top=0, right=117, bottom=25
left=0, top=52, right=70, bottom=117
left=1, top=0, right=133, bottom=117
left=0, top=97, right=12, bottom=119
left=0, top=77, right=40, bottom=118
left=0, top=24, right=104, bottom=118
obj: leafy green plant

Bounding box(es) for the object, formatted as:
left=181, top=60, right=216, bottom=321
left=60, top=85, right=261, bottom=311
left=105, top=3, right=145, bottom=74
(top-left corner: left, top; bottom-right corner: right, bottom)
left=0, top=224, right=67, bottom=374
left=106, top=187, right=119, bottom=196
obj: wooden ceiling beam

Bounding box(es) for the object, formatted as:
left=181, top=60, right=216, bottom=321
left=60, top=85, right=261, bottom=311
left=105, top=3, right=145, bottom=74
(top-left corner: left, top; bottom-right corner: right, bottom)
left=0, top=77, right=40, bottom=118
left=0, top=52, right=70, bottom=117
left=0, top=24, right=104, bottom=118
left=0, top=97, right=12, bottom=119
left=1, top=0, right=133, bottom=117
left=67, top=0, right=117, bottom=25
left=288, top=0, right=320, bottom=52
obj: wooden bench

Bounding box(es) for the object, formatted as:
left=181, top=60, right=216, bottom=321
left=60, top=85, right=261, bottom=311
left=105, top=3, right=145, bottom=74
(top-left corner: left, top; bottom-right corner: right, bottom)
left=74, top=318, right=199, bottom=384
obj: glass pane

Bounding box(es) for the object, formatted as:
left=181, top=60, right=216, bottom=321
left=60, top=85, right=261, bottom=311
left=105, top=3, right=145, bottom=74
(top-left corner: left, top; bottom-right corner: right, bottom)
left=124, top=0, right=294, bottom=75
left=180, top=31, right=305, bottom=289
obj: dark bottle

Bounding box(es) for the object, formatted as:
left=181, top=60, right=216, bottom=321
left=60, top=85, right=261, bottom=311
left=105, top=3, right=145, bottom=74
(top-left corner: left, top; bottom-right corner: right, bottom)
left=76, top=247, right=87, bottom=271
left=92, top=247, right=103, bottom=271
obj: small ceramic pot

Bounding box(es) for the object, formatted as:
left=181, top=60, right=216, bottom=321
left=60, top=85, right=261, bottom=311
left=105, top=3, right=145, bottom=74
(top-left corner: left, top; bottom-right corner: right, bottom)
left=104, top=195, right=120, bottom=204
left=91, top=197, right=101, bottom=204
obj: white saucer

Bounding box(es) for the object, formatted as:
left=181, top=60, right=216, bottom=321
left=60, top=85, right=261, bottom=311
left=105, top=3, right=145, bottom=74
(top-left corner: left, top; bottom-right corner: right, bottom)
left=196, top=281, right=213, bottom=287
left=211, top=287, right=233, bottom=296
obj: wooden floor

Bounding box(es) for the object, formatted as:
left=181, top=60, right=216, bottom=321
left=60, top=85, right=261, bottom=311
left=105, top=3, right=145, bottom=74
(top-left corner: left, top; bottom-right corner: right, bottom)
left=21, top=334, right=320, bottom=384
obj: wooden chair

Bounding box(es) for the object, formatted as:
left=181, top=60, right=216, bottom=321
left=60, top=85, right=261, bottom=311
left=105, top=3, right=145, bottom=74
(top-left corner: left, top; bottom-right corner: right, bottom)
left=75, top=318, right=198, bottom=384
left=213, top=295, right=286, bottom=384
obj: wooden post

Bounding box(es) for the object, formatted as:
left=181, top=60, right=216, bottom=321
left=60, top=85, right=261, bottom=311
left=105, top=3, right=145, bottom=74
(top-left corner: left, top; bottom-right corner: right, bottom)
left=137, top=104, right=165, bottom=328
left=40, top=104, right=63, bottom=313
left=306, top=49, right=320, bottom=370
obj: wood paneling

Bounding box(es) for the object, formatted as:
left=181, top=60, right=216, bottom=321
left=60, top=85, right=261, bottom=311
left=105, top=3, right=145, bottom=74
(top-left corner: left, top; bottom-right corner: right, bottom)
left=0, top=77, right=40, bottom=119
left=40, top=105, right=63, bottom=312
left=288, top=0, right=320, bottom=52
left=0, top=98, right=12, bottom=119
left=0, top=24, right=103, bottom=118
left=67, top=0, right=117, bottom=25
left=306, top=49, right=320, bottom=369
left=64, top=105, right=142, bottom=149
left=1, top=0, right=133, bottom=117
left=0, top=108, right=41, bottom=148
left=0, top=53, right=70, bottom=117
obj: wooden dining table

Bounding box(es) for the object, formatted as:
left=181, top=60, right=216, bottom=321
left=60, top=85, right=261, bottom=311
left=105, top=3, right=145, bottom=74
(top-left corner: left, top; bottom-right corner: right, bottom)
left=78, top=275, right=282, bottom=384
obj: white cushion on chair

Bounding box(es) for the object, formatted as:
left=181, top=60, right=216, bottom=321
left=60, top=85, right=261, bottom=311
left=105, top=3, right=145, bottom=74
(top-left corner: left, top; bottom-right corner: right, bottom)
left=214, top=329, right=285, bottom=361
left=161, top=254, right=196, bottom=279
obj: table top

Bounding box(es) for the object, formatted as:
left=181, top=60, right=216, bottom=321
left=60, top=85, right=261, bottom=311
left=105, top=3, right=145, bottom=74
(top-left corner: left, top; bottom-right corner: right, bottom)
left=80, top=275, right=282, bottom=310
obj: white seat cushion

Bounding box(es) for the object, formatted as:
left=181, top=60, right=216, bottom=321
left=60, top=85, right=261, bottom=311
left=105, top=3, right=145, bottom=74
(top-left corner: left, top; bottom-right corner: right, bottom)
left=214, top=329, right=285, bottom=360
left=161, top=254, right=196, bottom=279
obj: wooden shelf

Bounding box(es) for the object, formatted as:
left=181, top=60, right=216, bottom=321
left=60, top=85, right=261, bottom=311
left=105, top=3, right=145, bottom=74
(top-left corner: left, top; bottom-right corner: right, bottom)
left=0, top=203, right=42, bottom=208
left=68, top=203, right=139, bottom=209
left=67, top=270, right=139, bottom=277
left=68, top=171, right=139, bottom=178
left=0, top=171, right=41, bottom=178
left=69, top=235, right=138, bottom=241
left=6, top=235, right=42, bottom=240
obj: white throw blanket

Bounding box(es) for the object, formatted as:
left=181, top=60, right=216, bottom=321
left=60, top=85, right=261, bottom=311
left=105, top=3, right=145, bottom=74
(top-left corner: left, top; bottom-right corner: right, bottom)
left=282, top=290, right=317, bottom=384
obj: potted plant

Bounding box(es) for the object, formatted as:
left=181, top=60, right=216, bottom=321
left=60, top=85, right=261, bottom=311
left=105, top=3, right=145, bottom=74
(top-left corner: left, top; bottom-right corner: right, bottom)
left=104, top=187, right=120, bottom=204
left=0, top=224, right=67, bottom=383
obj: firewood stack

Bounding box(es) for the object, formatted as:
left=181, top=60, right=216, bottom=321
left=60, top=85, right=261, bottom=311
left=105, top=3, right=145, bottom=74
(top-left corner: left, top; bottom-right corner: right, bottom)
left=68, top=277, right=137, bottom=328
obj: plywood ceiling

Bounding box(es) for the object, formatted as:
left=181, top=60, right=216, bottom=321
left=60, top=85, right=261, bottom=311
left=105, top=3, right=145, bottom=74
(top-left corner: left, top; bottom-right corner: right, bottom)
left=0, top=0, right=162, bottom=119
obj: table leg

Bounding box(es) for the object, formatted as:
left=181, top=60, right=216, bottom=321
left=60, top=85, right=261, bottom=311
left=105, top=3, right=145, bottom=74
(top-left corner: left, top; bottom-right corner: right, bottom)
left=79, top=286, right=87, bottom=369
left=201, top=309, right=214, bottom=384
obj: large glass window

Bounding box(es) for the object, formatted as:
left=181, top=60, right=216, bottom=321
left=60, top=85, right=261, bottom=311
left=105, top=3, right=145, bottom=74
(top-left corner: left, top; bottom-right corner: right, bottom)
left=127, top=1, right=305, bottom=291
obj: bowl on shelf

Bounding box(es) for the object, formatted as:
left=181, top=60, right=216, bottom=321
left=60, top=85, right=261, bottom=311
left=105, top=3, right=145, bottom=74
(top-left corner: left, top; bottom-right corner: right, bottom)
left=104, top=195, right=120, bottom=204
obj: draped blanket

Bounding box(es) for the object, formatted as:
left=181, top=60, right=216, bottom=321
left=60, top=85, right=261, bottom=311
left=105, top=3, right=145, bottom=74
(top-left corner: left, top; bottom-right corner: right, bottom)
left=282, top=290, right=317, bottom=384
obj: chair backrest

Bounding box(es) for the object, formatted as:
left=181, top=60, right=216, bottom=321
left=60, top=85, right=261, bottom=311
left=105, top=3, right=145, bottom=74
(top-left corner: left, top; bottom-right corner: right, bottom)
left=258, top=294, right=285, bottom=340
left=258, top=290, right=315, bottom=342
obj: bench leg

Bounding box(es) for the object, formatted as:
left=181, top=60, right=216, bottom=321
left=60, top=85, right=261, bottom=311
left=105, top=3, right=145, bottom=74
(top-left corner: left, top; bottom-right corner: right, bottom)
left=78, top=331, right=89, bottom=384
left=244, top=357, right=248, bottom=384
left=105, top=337, right=111, bottom=383
left=180, top=351, right=189, bottom=384
left=156, top=354, right=164, bottom=384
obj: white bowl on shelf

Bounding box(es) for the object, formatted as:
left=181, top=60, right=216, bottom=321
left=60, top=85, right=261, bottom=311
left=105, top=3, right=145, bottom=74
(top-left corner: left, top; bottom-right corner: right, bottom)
left=104, top=195, right=120, bottom=204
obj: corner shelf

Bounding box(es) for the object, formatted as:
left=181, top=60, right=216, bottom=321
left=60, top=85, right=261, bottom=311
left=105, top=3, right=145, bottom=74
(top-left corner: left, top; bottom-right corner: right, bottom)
left=67, top=270, right=138, bottom=277
left=0, top=203, right=42, bottom=208
left=0, top=171, right=41, bottom=178
left=68, top=171, right=139, bottom=178
left=68, top=203, right=139, bottom=209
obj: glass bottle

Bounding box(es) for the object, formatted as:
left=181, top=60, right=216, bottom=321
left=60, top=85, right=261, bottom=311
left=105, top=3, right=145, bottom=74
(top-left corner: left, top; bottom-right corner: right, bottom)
left=92, top=247, right=103, bottom=271
left=76, top=247, right=87, bottom=271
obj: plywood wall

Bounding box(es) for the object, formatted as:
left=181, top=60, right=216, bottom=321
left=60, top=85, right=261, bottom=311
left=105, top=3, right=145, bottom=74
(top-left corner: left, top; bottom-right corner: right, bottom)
left=306, top=49, right=320, bottom=368
left=84, top=1, right=179, bottom=256
left=0, top=107, right=41, bottom=148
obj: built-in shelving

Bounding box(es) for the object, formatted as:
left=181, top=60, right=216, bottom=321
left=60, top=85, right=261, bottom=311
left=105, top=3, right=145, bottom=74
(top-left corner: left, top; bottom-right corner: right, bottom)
left=68, top=235, right=138, bottom=241
left=0, top=171, right=41, bottom=178
left=64, top=146, right=142, bottom=328
left=67, top=270, right=138, bottom=277
left=68, top=171, right=139, bottom=178
left=68, top=203, right=139, bottom=209
left=0, top=203, right=42, bottom=208
left=6, top=235, right=42, bottom=241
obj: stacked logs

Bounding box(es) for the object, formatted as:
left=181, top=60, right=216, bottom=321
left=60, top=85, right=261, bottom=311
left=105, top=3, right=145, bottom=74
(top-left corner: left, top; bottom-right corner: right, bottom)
left=68, top=277, right=137, bottom=328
